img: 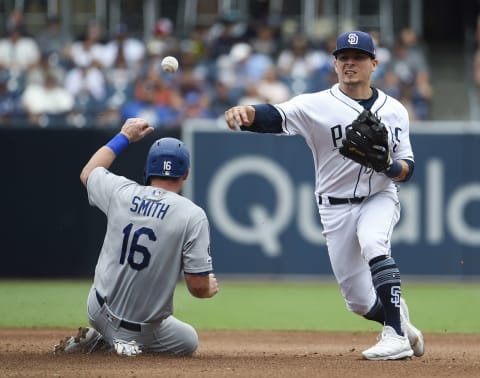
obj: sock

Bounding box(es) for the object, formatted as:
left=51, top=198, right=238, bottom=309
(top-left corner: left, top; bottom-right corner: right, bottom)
left=363, top=296, right=385, bottom=324
left=369, top=255, right=403, bottom=336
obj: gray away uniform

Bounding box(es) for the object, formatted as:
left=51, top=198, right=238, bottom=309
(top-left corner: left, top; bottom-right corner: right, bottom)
left=85, top=167, right=213, bottom=355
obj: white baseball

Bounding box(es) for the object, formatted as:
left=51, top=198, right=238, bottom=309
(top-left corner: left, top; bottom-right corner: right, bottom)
left=161, top=56, right=179, bottom=73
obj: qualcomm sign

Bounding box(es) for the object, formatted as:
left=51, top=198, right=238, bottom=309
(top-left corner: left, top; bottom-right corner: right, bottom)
left=207, top=155, right=323, bottom=257
left=184, top=124, right=480, bottom=276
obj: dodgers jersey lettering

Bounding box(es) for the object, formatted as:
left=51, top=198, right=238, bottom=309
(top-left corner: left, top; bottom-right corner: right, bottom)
left=86, top=167, right=212, bottom=323
left=274, top=83, right=414, bottom=199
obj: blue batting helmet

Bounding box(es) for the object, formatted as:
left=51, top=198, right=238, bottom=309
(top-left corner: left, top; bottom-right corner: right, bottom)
left=144, top=137, right=190, bottom=184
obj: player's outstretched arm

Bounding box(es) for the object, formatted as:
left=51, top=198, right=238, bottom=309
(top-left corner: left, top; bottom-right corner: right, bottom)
left=80, top=118, right=154, bottom=187
left=184, top=272, right=219, bottom=298
left=224, top=105, right=256, bottom=130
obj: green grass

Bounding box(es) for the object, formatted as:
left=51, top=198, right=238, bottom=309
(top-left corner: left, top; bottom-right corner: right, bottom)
left=0, top=279, right=479, bottom=333
left=0, top=280, right=89, bottom=328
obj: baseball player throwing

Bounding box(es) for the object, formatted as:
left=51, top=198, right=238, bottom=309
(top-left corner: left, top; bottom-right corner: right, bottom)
left=225, top=31, right=424, bottom=360
left=55, top=118, right=219, bottom=356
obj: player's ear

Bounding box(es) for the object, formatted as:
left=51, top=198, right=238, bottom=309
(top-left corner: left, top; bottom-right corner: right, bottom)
left=182, top=169, right=190, bottom=181
left=371, top=58, right=378, bottom=72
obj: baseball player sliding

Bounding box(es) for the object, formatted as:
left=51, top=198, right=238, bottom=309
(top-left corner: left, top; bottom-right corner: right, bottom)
left=225, top=31, right=424, bottom=360
left=55, top=118, right=219, bottom=356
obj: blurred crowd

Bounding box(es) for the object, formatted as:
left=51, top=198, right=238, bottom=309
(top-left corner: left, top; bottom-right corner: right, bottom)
left=0, top=10, right=433, bottom=129
left=472, top=14, right=480, bottom=119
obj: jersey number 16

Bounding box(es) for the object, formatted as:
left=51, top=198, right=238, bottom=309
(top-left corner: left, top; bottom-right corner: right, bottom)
left=120, top=223, right=156, bottom=270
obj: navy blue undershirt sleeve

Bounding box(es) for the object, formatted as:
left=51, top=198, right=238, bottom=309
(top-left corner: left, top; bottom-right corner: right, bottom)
left=398, top=159, right=415, bottom=182
left=240, top=104, right=283, bottom=133
left=184, top=271, right=212, bottom=276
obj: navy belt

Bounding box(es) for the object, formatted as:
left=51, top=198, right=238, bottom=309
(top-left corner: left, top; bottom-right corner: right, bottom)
left=319, top=196, right=365, bottom=205
left=95, top=290, right=142, bottom=332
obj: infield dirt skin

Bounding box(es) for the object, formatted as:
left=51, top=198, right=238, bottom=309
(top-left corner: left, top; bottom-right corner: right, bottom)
left=0, top=329, right=479, bottom=377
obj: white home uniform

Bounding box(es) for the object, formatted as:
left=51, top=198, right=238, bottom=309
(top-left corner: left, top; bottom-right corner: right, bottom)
left=85, top=166, right=213, bottom=354
left=274, top=83, right=413, bottom=314
left=226, top=29, right=424, bottom=360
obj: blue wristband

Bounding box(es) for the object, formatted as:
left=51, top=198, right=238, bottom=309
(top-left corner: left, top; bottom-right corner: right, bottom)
left=384, top=159, right=403, bottom=178
left=106, top=133, right=129, bottom=156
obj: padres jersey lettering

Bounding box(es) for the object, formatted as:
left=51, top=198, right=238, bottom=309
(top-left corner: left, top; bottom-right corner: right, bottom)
left=274, top=83, right=413, bottom=199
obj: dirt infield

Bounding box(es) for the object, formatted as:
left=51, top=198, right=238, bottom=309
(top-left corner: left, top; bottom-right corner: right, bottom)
left=1, top=329, right=479, bottom=377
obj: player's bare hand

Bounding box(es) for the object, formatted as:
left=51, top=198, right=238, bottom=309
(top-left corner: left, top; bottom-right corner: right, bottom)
left=208, top=273, right=219, bottom=297
left=224, top=105, right=255, bottom=131
left=120, top=118, right=154, bottom=143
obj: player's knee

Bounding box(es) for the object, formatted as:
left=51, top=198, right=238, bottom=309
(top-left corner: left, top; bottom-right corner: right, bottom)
left=177, top=325, right=199, bottom=356
left=339, top=277, right=376, bottom=316
left=360, top=241, right=390, bottom=262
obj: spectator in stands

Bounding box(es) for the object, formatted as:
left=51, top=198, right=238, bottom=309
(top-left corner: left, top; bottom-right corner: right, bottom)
left=397, top=28, right=432, bottom=119
left=410, top=71, right=433, bottom=120
left=179, top=90, right=215, bottom=120
left=34, top=14, right=72, bottom=68
left=237, top=82, right=264, bottom=106
left=215, top=42, right=272, bottom=99
left=6, top=9, right=24, bottom=29
left=235, top=42, right=273, bottom=83
left=94, top=105, right=122, bottom=130
left=177, top=65, right=206, bottom=97
left=145, top=18, right=178, bottom=59
left=121, top=69, right=182, bottom=128
left=175, top=63, right=214, bottom=121
left=205, top=13, right=247, bottom=61
left=250, top=22, right=279, bottom=56
left=0, top=22, right=41, bottom=72
left=100, top=23, right=145, bottom=111
left=474, top=47, right=480, bottom=90
left=379, top=69, right=402, bottom=100
left=209, top=78, right=237, bottom=118
left=257, top=66, right=291, bottom=104
left=135, top=65, right=182, bottom=108
left=310, top=34, right=340, bottom=91
left=399, top=28, right=429, bottom=75
left=178, top=37, right=210, bottom=83
left=21, top=70, right=74, bottom=126
left=183, top=26, right=209, bottom=63
left=0, top=70, right=23, bottom=124
left=26, top=51, right=65, bottom=88
left=0, top=21, right=41, bottom=107
left=472, top=15, right=480, bottom=119
left=142, top=37, right=167, bottom=83
left=64, top=62, right=107, bottom=116
left=276, top=33, right=329, bottom=95
left=387, top=36, right=432, bottom=120
left=369, top=30, right=392, bottom=87
left=121, top=83, right=180, bottom=128
left=66, top=19, right=105, bottom=69
left=101, top=23, right=145, bottom=72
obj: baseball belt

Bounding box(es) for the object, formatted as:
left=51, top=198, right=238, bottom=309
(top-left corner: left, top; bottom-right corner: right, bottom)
left=95, top=290, right=142, bottom=332
left=318, top=196, right=365, bottom=205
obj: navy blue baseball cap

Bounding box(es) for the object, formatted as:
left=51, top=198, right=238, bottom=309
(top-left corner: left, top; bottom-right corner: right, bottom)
left=333, top=31, right=376, bottom=58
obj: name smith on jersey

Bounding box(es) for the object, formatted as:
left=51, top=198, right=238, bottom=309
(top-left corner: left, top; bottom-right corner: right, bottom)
left=130, top=195, right=170, bottom=219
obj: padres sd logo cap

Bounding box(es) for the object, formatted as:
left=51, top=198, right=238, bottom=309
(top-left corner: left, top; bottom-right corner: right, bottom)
left=333, top=31, right=376, bottom=58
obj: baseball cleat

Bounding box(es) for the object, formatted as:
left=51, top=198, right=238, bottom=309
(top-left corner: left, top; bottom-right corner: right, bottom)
left=362, top=325, right=413, bottom=361
left=53, top=327, right=109, bottom=354
left=400, top=297, right=425, bottom=357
